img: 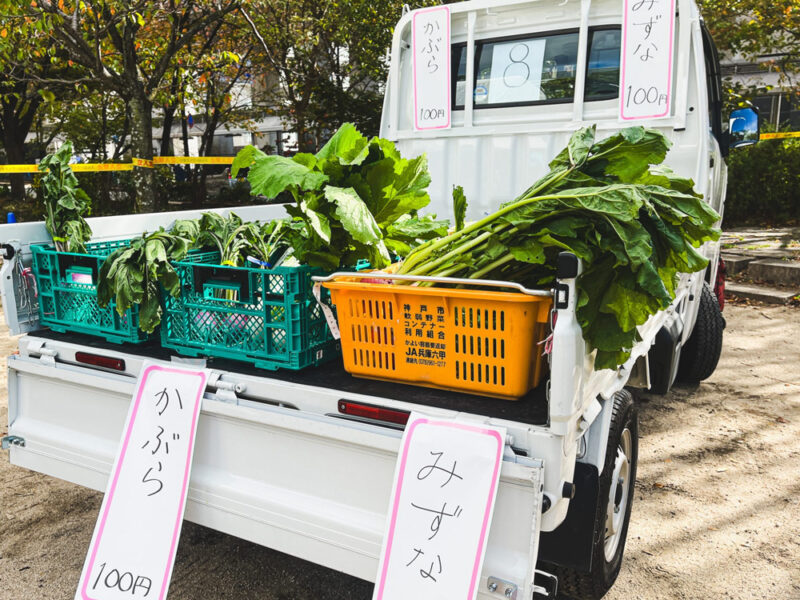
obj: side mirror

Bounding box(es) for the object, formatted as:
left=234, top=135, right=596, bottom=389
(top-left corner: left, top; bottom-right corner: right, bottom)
left=728, top=107, right=760, bottom=150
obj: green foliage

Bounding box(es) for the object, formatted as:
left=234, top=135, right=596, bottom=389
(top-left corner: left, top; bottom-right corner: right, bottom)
left=245, top=0, right=437, bottom=146
left=233, top=123, right=448, bottom=270
left=193, top=212, right=288, bottom=266
left=38, top=141, right=92, bottom=252
left=399, top=126, right=721, bottom=371
left=97, top=230, right=193, bottom=334
left=699, top=0, right=799, bottom=88
left=724, top=138, right=800, bottom=225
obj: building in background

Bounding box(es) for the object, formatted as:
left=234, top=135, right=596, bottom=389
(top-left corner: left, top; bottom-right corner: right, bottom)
left=721, top=52, right=800, bottom=130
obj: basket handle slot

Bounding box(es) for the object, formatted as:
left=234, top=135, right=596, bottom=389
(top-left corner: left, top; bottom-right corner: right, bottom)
left=192, top=264, right=254, bottom=303
left=58, top=253, right=99, bottom=284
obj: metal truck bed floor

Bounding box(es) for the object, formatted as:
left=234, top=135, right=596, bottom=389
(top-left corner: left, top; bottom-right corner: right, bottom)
left=30, top=329, right=549, bottom=426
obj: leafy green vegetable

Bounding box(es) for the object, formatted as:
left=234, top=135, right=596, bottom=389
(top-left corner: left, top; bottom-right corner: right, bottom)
left=233, top=123, right=444, bottom=270
left=398, top=125, right=721, bottom=370
left=97, top=230, right=192, bottom=334
left=193, top=212, right=288, bottom=267
left=38, top=141, right=92, bottom=252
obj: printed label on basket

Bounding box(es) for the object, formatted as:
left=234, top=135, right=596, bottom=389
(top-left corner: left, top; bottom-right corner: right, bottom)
left=75, top=362, right=208, bottom=600
left=402, top=300, right=447, bottom=368
left=313, top=283, right=341, bottom=340
left=373, top=413, right=506, bottom=600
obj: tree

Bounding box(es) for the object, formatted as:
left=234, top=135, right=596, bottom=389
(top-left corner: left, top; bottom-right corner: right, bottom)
left=2, top=0, right=241, bottom=212
left=242, top=0, right=435, bottom=152
left=700, top=0, right=800, bottom=95
left=0, top=24, right=79, bottom=202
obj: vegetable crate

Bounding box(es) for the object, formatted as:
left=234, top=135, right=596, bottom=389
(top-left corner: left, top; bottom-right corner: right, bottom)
left=324, top=280, right=552, bottom=400
left=161, top=251, right=340, bottom=371
left=31, top=240, right=151, bottom=344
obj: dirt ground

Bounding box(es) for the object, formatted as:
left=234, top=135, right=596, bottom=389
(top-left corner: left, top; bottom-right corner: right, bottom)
left=0, top=302, right=798, bottom=600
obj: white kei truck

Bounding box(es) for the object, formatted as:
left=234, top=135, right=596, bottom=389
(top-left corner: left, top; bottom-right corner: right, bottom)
left=0, top=0, right=755, bottom=598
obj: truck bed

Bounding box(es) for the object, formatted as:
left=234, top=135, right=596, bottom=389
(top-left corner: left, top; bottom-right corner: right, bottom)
left=31, top=328, right=549, bottom=426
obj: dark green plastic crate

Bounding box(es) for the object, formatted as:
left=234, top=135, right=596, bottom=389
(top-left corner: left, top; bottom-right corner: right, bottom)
left=161, top=251, right=340, bottom=370
left=31, top=240, right=152, bottom=344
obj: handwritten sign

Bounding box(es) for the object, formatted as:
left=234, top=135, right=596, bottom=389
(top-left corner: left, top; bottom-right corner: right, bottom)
left=487, top=39, right=546, bottom=105
left=75, top=362, right=208, bottom=600
left=373, top=414, right=506, bottom=600
left=412, top=6, right=451, bottom=131
left=619, top=0, right=676, bottom=120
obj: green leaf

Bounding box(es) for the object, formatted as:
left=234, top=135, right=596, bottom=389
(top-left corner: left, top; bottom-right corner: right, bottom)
left=388, top=216, right=449, bottom=240
left=325, top=186, right=382, bottom=245
left=509, top=243, right=546, bottom=264
left=568, top=125, right=596, bottom=167
left=588, top=127, right=671, bottom=182
left=231, top=144, right=267, bottom=178
left=38, top=89, right=55, bottom=103
left=316, top=122, right=369, bottom=165
left=298, top=200, right=331, bottom=243
left=452, top=185, right=467, bottom=231
left=248, top=154, right=328, bottom=198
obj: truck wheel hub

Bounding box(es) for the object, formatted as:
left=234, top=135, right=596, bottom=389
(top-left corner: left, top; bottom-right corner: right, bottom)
left=605, top=427, right=632, bottom=562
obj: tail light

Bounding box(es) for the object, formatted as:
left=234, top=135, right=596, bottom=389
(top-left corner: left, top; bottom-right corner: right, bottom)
left=338, top=400, right=410, bottom=426
left=75, top=351, right=126, bottom=371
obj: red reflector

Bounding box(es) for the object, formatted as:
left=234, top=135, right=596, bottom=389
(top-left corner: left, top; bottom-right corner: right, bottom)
left=338, top=401, right=410, bottom=425
left=75, top=351, right=126, bottom=371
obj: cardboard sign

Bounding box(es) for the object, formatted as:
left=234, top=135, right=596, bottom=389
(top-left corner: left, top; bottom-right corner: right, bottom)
left=75, top=362, right=208, bottom=600
left=412, top=6, right=451, bottom=131
left=619, top=0, right=676, bottom=120
left=487, top=39, right=546, bottom=105
left=373, top=413, right=506, bottom=600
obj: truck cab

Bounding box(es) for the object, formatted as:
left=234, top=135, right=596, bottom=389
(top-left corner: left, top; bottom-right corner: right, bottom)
left=1, top=1, right=729, bottom=598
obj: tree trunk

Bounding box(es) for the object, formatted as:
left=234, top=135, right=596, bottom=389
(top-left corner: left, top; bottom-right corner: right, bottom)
left=1, top=95, right=40, bottom=203
left=159, top=106, right=176, bottom=157
left=128, top=94, right=156, bottom=213
left=3, top=139, right=27, bottom=204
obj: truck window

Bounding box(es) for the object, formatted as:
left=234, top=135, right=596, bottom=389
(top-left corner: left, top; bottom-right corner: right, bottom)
left=700, top=23, right=724, bottom=145
left=453, top=27, right=621, bottom=109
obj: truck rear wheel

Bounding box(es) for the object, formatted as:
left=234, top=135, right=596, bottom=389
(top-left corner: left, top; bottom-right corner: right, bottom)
left=553, top=391, right=638, bottom=600
left=677, top=282, right=725, bottom=383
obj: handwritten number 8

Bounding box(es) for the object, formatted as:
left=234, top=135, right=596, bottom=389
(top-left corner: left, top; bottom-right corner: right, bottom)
left=503, top=43, right=530, bottom=89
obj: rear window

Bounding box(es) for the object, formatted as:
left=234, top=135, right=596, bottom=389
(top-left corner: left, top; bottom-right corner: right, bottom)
left=453, top=27, right=621, bottom=109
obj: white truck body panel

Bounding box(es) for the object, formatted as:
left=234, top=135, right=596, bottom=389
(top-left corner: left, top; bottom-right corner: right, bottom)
left=7, top=339, right=545, bottom=598
left=2, top=0, right=725, bottom=595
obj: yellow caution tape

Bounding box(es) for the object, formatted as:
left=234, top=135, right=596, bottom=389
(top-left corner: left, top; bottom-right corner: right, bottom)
left=0, top=165, right=39, bottom=173
left=760, top=131, right=800, bottom=140
left=131, top=157, right=154, bottom=168
left=154, top=156, right=234, bottom=165
left=71, top=163, right=133, bottom=172
left=0, top=156, right=238, bottom=173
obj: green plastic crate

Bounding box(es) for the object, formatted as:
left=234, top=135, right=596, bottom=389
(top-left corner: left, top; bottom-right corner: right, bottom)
left=161, top=251, right=340, bottom=370
left=31, top=240, right=152, bottom=344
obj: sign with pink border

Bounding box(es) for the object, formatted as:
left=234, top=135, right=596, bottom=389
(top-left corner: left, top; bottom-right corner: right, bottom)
left=75, top=362, right=208, bottom=600
left=619, top=0, right=677, bottom=120
left=373, top=413, right=506, bottom=600
left=412, top=6, right=451, bottom=131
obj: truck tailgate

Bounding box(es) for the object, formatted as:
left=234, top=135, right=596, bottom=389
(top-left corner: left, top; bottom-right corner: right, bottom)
left=6, top=350, right=546, bottom=598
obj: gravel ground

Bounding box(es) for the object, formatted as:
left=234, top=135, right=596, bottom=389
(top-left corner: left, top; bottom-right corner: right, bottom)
left=1, top=302, right=798, bottom=600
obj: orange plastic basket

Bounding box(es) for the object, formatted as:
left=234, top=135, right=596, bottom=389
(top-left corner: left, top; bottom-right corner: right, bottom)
left=323, top=276, right=552, bottom=400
